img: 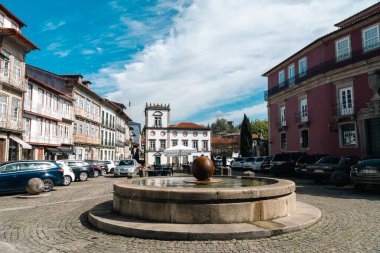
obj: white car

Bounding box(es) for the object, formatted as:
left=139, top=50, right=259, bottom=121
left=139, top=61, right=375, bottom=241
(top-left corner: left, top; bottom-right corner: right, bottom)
left=253, top=157, right=265, bottom=170
left=56, top=161, right=75, bottom=186
left=103, top=160, right=116, bottom=173
left=242, top=157, right=256, bottom=171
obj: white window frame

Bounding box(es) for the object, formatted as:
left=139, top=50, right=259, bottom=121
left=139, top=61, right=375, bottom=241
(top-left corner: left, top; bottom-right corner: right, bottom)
left=335, top=36, right=351, bottom=61
left=278, top=70, right=285, bottom=87
left=362, top=24, right=380, bottom=52
left=339, top=122, right=357, bottom=147
left=339, top=86, right=354, bottom=116
left=280, top=106, right=286, bottom=127
left=280, top=132, right=287, bottom=150
left=288, top=64, right=295, bottom=86
left=300, top=99, right=308, bottom=123
left=298, top=57, right=307, bottom=77
left=0, top=14, right=4, bottom=27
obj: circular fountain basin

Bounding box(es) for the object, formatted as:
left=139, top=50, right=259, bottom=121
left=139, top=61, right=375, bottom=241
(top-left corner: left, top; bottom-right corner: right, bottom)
left=113, top=176, right=296, bottom=224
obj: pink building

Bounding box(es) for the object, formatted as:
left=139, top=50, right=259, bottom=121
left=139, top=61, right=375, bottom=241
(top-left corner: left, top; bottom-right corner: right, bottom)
left=263, top=3, right=380, bottom=158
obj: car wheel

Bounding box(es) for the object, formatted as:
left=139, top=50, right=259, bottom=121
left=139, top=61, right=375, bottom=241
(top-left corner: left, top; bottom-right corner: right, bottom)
left=101, top=169, right=107, bottom=176
left=63, top=175, right=72, bottom=186
left=79, top=172, right=88, bottom=181
left=93, top=170, right=100, bottom=178
left=330, top=170, right=349, bottom=187
left=110, top=168, right=114, bottom=174
left=43, top=178, right=54, bottom=192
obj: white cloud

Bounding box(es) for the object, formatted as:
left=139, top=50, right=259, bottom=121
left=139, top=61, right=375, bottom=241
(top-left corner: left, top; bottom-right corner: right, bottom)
left=54, top=50, right=71, bottom=57
left=90, top=0, right=377, bottom=125
left=81, top=49, right=96, bottom=55
left=43, top=21, right=66, bottom=31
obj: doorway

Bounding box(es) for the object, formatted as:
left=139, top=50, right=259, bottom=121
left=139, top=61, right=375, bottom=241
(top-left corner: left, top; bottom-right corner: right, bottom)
left=367, top=118, right=380, bottom=156
left=154, top=156, right=161, bottom=165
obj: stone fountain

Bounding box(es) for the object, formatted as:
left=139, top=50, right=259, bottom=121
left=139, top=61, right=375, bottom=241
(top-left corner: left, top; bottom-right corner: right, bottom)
left=89, top=157, right=320, bottom=240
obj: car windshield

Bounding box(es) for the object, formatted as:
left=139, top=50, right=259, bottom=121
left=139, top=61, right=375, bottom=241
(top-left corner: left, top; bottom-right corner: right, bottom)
left=256, top=158, right=264, bottom=162
left=104, top=161, right=111, bottom=164
left=119, top=160, right=134, bottom=166
left=358, top=159, right=380, bottom=167
left=317, top=156, right=341, bottom=165
left=246, top=158, right=255, bottom=162
left=264, top=156, right=272, bottom=161
left=272, top=154, right=290, bottom=161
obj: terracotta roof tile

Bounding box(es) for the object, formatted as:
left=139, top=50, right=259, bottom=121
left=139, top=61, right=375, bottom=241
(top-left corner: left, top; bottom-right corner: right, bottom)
left=169, top=122, right=210, bottom=130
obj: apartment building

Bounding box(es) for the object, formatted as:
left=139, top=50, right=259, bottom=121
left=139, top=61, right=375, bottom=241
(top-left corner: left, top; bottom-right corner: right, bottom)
left=63, top=76, right=101, bottom=160
left=0, top=4, right=38, bottom=162
left=144, top=103, right=211, bottom=166
left=263, top=3, right=380, bottom=158
left=23, top=65, right=74, bottom=160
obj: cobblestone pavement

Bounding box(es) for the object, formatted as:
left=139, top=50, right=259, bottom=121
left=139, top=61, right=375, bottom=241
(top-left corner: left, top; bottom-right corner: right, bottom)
left=0, top=173, right=379, bottom=253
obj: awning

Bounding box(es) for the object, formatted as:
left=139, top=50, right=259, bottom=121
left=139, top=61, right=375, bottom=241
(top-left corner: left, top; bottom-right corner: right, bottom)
left=45, top=147, right=63, bottom=155
left=57, top=146, right=75, bottom=155
left=9, top=135, right=32, bottom=149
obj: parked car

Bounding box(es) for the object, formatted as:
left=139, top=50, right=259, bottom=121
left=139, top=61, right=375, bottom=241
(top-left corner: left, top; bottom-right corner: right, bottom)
left=114, top=159, right=139, bottom=177
left=350, top=158, right=380, bottom=190
left=85, top=160, right=107, bottom=176
left=305, top=156, right=359, bottom=186
left=214, top=158, right=223, bottom=167
left=260, top=156, right=273, bottom=172
left=231, top=157, right=248, bottom=170
left=56, top=161, right=75, bottom=186
left=0, top=161, right=64, bottom=193
left=270, top=152, right=305, bottom=176
left=253, top=157, right=265, bottom=171
left=294, top=154, right=327, bottom=177
left=103, top=160, right=116, bottom=173
left=242, top=157, right=256, bottom=171
left=58, top=160, right=95, bottom=181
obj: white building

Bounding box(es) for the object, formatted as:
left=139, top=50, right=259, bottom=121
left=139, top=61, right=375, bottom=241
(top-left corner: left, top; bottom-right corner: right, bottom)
left=23, top=65, right=75, bottom=160
left=144, top=103, right=211, bottom=166
left=0, top=4, right=38, bottom=162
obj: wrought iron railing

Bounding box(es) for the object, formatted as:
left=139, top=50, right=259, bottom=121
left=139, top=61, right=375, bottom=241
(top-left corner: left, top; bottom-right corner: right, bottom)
left=332, top=103, right=355, bottom=117
left=294, top=112, right=310, bottom=125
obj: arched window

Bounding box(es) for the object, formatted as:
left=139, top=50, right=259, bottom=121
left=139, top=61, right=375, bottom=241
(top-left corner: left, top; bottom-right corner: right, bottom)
left=153, top=111, right=163, bottom=127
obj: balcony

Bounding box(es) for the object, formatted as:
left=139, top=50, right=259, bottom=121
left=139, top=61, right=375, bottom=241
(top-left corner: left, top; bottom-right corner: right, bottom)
left=62, top=112, right=75, bottom=121
left=0, top=67, right=25, bottom=91
left=22, top=134, right=60, bottom=145
left=294, top=112, right=310, bottom=126
left=101, top=140, right=115, bottom=147
left=332, top=103, right=355, bottom=119
left=116, top=140, right=125, bottom=147
left=74, top=134, right=101, bottom=145
left=264, top=44, right=380, bottom=101
left=116, top=124, right=126, bottom=133
left=24, top=103, right=61, bottom=120
left=275, top=119, right=287, bottom=131
left=0, top=114, right=23, bottom=132
left=74, top=107, right=101, bottom=124
left=61, top=137, right=74, bottom=145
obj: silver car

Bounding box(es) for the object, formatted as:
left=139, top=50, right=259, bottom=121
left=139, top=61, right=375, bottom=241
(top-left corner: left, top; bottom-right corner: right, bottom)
left=114, top=159, right=138, bottom=177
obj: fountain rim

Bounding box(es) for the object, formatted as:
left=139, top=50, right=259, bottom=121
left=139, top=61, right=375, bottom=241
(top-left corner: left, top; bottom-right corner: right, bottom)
left=113, top=176, right=296, bottom=201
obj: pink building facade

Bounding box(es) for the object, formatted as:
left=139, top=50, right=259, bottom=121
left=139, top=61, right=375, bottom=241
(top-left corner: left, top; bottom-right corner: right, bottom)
left=263, top=3, right=380, bottom=158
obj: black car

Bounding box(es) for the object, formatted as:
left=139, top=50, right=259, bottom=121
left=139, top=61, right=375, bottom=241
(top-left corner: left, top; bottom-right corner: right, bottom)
left=270, top=153, right=305, bottom=176
left=305, top=156, right=359, bottom=186
left=59, top=160, right=96, bottom=181
left=350, top=158, right=380, bottom=190
left=294, top=154, right=327, bottom=177
left=260, top=156, right=273, bottom=172
left=85, top=160, right=107, bottom=176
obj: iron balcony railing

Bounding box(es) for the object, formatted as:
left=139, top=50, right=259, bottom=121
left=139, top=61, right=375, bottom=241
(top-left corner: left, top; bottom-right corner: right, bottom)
left=116, top=140, right=125, bottom=147
left=0, top=67, right=25, bottom=91
left=0, top=114, right=23, bottom=132
left=332, top=103, right=355, bottom=118
left=294, top=112, right=310, bottom=125
left=275, top=119, right=287, bottom=129
left=264, top=43, right=380, bottom=101
left=116, top=124, right=126, bottom=133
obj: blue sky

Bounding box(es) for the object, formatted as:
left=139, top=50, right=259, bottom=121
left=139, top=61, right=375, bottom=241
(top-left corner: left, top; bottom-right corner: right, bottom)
left=3, top=0, right=378, bottom=126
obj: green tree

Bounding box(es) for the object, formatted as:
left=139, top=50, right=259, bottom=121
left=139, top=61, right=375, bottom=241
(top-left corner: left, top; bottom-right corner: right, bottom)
left=240, top=114, right=252, bottom=157
left=211, top=118, right=236, bottom=135
left=250, top=119, right=269, bottom=138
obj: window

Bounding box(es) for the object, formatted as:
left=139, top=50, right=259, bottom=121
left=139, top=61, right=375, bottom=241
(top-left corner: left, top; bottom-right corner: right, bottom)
left=182, top=140, right=188, bottom=147
left=86, top=99, right=91, bottom=112
left=86, top=125, right=89, bottom=136
left=0, top=57, right=9, bottom=78
left=341, top=123, right=356, bottom=146
left=154, top=116, right=162, bottom=127
left=13, top=59, right=21, bottom=85
left=78, top=149, right=82, bottom=160
left=160, top=140, right=166, bottom=149
left=0, top=14, right=4, bottom=27
left=278, top=70, right=285, bottom=87
left=73, top=123, right=77, bottom=134
left=301, top=129, right=309, bottom=148
left=37, top=118, right=42, bottom=135
left=79, top=123, right=83, bottom=134
left=288, top=64, right=295, bottom=85
left=203, top=141, right=208, bottom=150
left=0, top=93, right=8, bottom=114
left=101, top=130, right=104, bottom=145
left=11, top=98, right=20, bottom=119
left=172, top=140, right=178, bottom=146
left=45, top=120, right=49, bottom=137
left=46, top=93, right=51, bottom=108
left=24, top=118, right=31, bottom=133
left=53, top=96, right=58, bottom=111
left=52, top=122, right=57, bottom=137
left=102, top=111, right=105, bottom=124
left=300, top=99, right=308, bottom=122
left=38, top=88, right=44, bottom=106
left=280, top=106, right=286, bottom=126
left=149, top=140, right=156, bottom=150
left=339, top=87, right=354, bottom=116
left=336, top=36, right=351, bottom=61
left=280, top=133, right=287, bottom=150
left=298, top=57, right=307, bottom=77
left=362, top=25, right=380, bottom=52
left=192, top=140, right=198, bottom=151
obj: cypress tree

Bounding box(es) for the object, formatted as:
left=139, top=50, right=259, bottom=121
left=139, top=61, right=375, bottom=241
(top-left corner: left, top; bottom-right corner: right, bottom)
left=240, top=114, right=252, bottom=157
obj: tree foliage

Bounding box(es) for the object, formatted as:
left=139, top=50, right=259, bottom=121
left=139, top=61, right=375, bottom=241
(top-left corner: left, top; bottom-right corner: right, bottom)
left=211, top=118, right=238, bottom=134
left=240, top=114, right=252, bottom=157
left=250, top=119, right=268, bottom=138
